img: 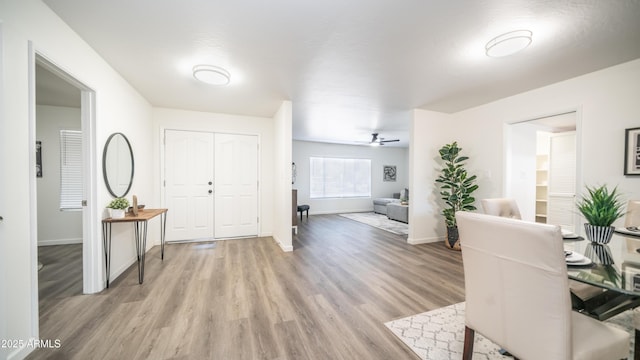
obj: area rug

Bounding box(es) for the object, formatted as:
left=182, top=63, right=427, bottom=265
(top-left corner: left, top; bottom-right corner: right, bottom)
left=385, top=302, right=634, bottom=359
left=338, top=212, right=408, bottom=235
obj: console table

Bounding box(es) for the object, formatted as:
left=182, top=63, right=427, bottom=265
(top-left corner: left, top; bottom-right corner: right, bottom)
left=101, top=208, right=168, bottom=288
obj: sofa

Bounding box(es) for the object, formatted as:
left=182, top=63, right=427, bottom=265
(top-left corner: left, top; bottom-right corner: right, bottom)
left=387, top=203, right=408, bottom=223
left=373, top=193, right=400, bottom=215
left=373, top=189, right=409, bottom=219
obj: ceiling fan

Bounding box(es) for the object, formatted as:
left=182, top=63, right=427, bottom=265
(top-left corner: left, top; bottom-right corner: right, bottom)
left=370, top=133, right=399, bottom=146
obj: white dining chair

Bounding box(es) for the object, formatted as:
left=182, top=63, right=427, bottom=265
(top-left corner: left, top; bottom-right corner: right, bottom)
left=456, top=211, right=629, bottom=360
left=625, top=200, right=640, bottom=228
left=481, top=198, right=522, bottom=219
left=482, top=198, right=604, bottom=306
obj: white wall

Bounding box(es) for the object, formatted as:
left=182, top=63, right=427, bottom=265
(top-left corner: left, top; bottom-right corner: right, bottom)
left=103, top=102, right=155, bottom=289
left=292, top=140, right=408, bottom=214
left=0, top=22, right=8, bottom=360
left=272, top=101, right=293, bottom=251
left=504, top=122, right=542, bottom=221
left=410, top=59, right=640, bottom=242
left=0, top=2, right=154, bottom=359
left=456, top=59, right=640, bottom=223
left=153, top=107, right=275, bottom=237
left=408, top=110, right=456, bottom=244
left=36, top=105, right=82, bottom=245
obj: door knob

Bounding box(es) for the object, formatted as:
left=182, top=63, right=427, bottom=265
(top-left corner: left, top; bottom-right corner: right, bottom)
left=208, top=190, right=213, bottom=194
left=208, top=181, right=213, bottom=185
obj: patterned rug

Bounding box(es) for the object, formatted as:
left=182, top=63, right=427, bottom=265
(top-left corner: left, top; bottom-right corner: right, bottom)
left=338, top=212, right=408, bottom=235
left=385, top=302, right=634, bottom=359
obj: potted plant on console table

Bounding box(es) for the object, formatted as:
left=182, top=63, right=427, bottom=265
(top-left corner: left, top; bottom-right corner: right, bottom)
left=576, top=184, right=625, bottom=244
left=107, top=197, right=130, bottom=219
left=435, top=141, right=479, bottom=251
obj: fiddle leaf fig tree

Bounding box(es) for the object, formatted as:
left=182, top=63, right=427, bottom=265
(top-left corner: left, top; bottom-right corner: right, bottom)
left=435, top=142, right=479, bottom=228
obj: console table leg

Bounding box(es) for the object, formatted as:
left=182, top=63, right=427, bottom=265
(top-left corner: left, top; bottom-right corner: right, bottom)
left=161, top=212, right=167, bottom=260
left=141, top=220, right=148, bottom=283
left=133, top=220, right=149, bottom=284
left=102, top=222, right=112, bottom=288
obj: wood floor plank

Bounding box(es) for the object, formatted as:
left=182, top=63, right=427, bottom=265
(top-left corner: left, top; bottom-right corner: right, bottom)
left=28, top=214, right=465, bottom=360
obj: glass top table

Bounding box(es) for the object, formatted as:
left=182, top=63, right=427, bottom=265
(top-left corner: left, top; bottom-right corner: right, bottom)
left=564, top=229, right=640, bottom=359
left=565, top=230, right=640, bottom=297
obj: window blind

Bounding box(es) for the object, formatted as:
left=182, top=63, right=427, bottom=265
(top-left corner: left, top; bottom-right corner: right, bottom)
left=310, top=157, right=371, bottom=199
left=59, top=130, right=83, bottom=210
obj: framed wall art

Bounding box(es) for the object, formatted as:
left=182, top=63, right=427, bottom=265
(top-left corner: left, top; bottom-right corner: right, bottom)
left=624, top=127, right=640, bottom=175
left=36, top=140, right=43, bottom=178
left=383, top=165, right=396, bottom=182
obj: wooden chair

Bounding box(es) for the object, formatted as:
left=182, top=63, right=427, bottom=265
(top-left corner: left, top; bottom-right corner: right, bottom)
left=456, top=211, right=629, bottom=360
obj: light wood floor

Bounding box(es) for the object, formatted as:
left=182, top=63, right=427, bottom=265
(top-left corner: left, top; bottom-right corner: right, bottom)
left=28, top=214, right=465, bottom=360
left=37, top=243, right=83, bottom=319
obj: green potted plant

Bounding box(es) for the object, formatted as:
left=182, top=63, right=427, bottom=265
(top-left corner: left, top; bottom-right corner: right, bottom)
left=576, top=185, right=625, bottom=244
left=107, top=197, right=130, bottom=219
left=435, top=142, right=479, bottom=250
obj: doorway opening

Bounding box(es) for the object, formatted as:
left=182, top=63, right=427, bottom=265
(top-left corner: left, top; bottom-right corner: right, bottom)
left=505, top=111, right=580, bottom=232
left=29, top=48, right=98, bottom=340
left=35, top=59, right=84, bottom=316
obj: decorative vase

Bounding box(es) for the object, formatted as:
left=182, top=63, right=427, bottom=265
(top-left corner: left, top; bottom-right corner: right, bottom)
left=110, top=208, right=125, bottom=219
left=583, top=223, right=615, bottom=244
left=584, top=243, right=614, bottom=265
left=445, top=226, right=461, bottom=251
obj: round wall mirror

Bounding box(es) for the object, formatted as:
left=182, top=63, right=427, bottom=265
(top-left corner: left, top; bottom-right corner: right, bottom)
left=102, top=132, right=134, bottom=198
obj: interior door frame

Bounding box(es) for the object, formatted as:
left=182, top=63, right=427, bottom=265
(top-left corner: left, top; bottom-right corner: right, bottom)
left=160, top=127, right=262, bottom=240
left=28, top=44, right=99, bottom=339
left=503, top=107, right=583, bottom=231
left=0, top=23, right=7, bottom=355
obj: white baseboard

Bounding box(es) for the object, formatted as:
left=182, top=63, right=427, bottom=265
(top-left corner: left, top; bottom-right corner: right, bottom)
left=271, top=235, right=293, bottom=252
left=108, top=255, right=138, bottom=285
left=8, top=343, right=33, bottom=360
left=407, top=236, right=442, bottom=245
left=309, top=208, right=374, bottom=215
left=38, top=237, right=82, bottom=246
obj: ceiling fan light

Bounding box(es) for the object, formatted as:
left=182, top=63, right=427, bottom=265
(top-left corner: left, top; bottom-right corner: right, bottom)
left=193, top=65, right=231, bottom=85
left=485, top=30, right=533, bottom=58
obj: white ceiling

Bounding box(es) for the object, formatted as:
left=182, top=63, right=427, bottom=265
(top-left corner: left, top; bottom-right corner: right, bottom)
left=41, top=0, right=640, bottom=147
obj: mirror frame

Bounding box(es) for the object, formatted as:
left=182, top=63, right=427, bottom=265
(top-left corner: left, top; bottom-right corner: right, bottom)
left=102, top=132, right=134, bottom=198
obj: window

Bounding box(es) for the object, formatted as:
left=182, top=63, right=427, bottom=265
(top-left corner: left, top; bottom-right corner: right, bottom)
left=310, top=157, right=371, bottom=198
left=59, top=130, right=82, bottom=210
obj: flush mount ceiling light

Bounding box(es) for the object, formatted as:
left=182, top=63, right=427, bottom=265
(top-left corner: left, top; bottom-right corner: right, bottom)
left=192, top=65, right=231, bottom=85
left=485, top=30, right=533, bottom=58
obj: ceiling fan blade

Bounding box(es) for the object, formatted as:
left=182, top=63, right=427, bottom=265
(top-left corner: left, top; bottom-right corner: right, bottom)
left=380, top=139, right=400, bottom=143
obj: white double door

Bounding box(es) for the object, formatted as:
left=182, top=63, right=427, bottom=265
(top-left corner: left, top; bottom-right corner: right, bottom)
left=164, top=130, right=258, bottom=241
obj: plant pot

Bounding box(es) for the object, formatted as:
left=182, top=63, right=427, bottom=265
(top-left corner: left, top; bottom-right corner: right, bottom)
left=584, top=243, right=614, bottom=265
left=110, top=208, right=125, bottom=219
left=445, top=226, right=461, bottom=251
left=583, top=223, right=615, bottom=244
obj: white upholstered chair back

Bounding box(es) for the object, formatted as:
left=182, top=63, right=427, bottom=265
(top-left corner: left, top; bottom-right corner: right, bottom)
left=456, top=211, right=571, bottom=359
left=625, top=200, right=640, bottom=228
left=457, top=212, right=629, bottom=359
left=481, top=198, right=522, bottom=220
